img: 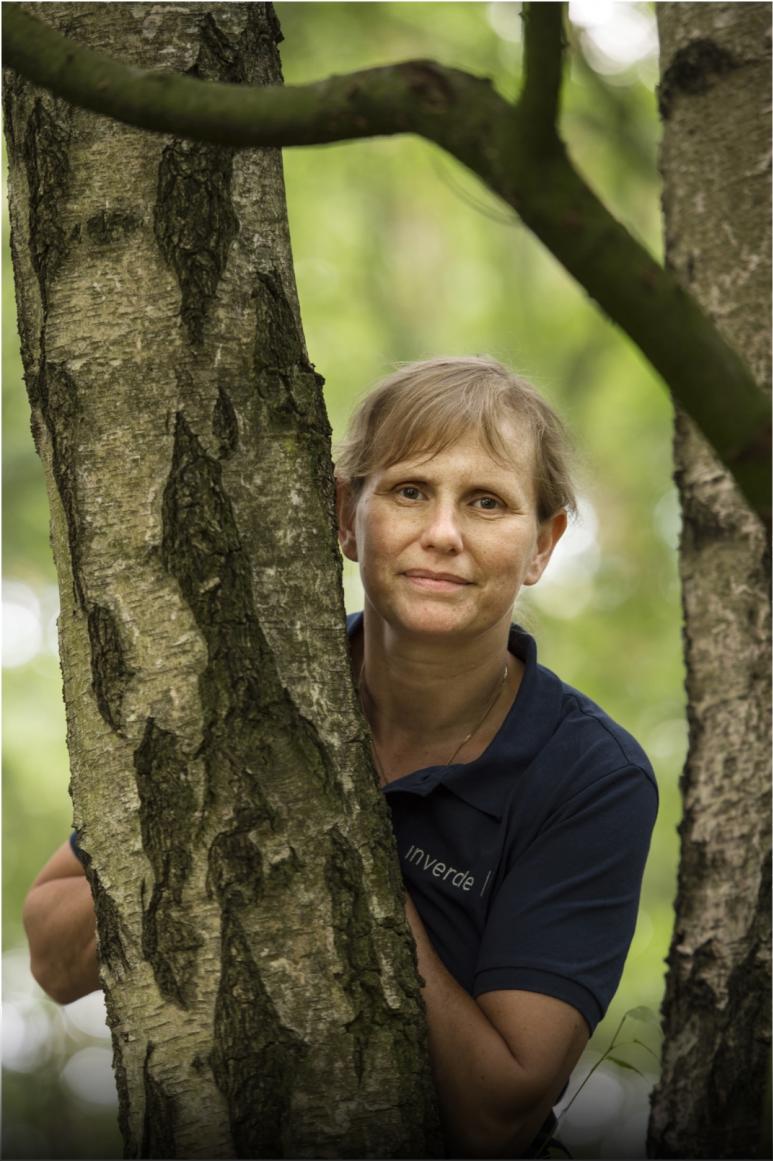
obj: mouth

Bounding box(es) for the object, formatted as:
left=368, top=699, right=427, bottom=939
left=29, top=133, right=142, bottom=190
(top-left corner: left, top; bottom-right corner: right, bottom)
left=402, top=569, right=472, bottom=592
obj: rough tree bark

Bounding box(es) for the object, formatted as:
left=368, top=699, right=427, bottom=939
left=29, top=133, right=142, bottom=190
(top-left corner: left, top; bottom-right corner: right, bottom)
left=649, top=6, right=771, bottom=1159
left=3, top=5, right=440, bottom=1157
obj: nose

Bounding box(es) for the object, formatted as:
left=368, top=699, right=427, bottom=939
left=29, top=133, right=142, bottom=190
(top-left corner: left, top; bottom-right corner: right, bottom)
left=419, top=500, right=464, bottom=555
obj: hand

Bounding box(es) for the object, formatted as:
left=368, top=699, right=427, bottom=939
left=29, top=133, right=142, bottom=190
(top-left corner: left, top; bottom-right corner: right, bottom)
left=23, top=840, right=100, bottom=1004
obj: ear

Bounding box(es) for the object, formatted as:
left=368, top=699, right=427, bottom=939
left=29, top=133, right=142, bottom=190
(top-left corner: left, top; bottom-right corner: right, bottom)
left=335, top=478, right=359, bottom=562
left=524, top=510, right=567, bottom=586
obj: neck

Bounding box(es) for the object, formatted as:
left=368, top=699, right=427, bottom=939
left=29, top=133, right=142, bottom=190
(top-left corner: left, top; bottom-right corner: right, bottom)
left=355, top=608, right=518, bottom=769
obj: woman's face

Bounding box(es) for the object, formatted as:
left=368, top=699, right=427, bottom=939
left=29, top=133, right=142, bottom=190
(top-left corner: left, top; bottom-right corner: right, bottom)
left=338, top=428, right=566, bottom=644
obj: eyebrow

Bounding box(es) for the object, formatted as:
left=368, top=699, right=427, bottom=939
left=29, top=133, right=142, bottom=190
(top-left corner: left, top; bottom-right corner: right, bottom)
left=383, top=469, right=530, bottom=504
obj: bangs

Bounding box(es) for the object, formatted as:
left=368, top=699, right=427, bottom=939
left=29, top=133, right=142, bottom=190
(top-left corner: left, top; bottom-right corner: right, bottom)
left=363, top=372, right=532, bottom=476
left=334, top=356, right=575, bottom=521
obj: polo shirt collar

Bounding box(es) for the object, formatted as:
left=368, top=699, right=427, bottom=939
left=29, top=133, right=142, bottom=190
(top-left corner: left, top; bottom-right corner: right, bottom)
left=346, top=615, right=565, bottom=820
left=440, top=627, right=564, bottom=818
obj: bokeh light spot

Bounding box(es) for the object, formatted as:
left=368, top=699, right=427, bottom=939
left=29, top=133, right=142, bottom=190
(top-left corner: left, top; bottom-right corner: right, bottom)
left=62, top=990, right=112, bottom=1042
left=2, top=997, right=55, bottom=1073
left=3, top=582, right=42, bottom=668
left=60, top=1047, right=119, bottom=1107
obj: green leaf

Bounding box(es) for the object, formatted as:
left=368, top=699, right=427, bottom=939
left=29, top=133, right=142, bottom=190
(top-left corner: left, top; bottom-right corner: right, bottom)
left=632, top=1038, right=661, bottom=1062
left=625, top=1005, right=659, bottom=1025
left=607, top=1055, right=645, bottom=1076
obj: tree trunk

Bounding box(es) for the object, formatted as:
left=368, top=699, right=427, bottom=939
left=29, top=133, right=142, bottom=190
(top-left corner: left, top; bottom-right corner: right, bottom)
left=3, top=5, right=440, bottom=1157
left=649, top=6, right=771, bottom=1158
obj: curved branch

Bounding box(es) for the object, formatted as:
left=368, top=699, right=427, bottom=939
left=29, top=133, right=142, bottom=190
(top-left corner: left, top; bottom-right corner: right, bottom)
left=518, top=1, right=566, bottom=148
left=3, top=4, right=769, bottom=523
left=1, top=4, right=490, bottom=148
left=488, top=145, right=771, bottom=521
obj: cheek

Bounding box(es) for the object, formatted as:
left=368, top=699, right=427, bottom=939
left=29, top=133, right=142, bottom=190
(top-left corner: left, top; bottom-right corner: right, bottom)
left=360, top=506, right=414, bottom=555
left=354, top=517, right=388, bottom=575
left=485, top=536, right=537, bottom=585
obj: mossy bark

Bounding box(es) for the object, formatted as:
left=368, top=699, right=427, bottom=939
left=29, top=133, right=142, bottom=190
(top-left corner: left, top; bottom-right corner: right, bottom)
left=3, top=5, right=440, bottom=1157
left=649, top=6, right=771, bottom=1158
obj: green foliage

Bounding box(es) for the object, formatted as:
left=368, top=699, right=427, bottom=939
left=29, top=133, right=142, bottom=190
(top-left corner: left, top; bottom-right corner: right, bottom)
left=3, top=5, right=681, bottom=1158
left=541, top=1006, right=664, bottom=1158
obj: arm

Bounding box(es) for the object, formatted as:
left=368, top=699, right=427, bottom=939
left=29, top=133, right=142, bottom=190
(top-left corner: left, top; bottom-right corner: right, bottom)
left=22, top=840, right=100, bottom=1004
left=405, top=894, right=587, bottom=1158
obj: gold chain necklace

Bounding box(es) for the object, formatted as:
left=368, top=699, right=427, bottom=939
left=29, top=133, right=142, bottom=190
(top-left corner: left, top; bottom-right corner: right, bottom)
left=359, top=662, right=509, bottom=783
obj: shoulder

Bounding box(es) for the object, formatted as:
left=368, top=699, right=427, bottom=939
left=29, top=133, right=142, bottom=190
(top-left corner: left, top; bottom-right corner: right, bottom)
left=505, top=624, right=657, bottom=809
left=553, top=679, right=656, bottom=793
left=346, top=611, right=363, bottom=636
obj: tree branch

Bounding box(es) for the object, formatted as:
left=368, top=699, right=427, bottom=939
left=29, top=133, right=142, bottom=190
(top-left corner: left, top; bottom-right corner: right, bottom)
left=0, top=4, right=486, bottom=148
left=3, top=3, right=769, bottom=523
left=501, top=151, right=771, bottom=521
left=517, top=2, right=566, bottom=149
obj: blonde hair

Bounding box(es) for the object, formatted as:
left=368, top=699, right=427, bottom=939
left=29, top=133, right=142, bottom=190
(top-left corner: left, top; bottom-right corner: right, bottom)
left=335, top=356, right=576, bottom=522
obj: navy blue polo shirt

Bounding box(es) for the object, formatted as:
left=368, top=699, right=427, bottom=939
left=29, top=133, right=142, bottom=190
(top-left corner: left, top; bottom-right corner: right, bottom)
left=350, top=613, right=658, bottom=1034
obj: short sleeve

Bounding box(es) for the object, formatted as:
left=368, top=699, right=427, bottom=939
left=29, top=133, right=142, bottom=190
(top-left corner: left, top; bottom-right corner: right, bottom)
left=473, top=764, right=657, bottom=1033
left=69, top=830, right=86, bottom=864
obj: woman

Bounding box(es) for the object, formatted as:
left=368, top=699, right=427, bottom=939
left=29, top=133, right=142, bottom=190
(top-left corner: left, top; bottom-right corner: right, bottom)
left=334, top=356, right=657, bottom=1156
left=25, top=356, right=657, bottom=1158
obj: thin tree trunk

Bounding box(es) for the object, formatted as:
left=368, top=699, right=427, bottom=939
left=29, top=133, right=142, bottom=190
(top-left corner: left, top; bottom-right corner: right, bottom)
left=649, top=6, right=771, bottom=1158
left=3, top=5, right=440, bottom=1156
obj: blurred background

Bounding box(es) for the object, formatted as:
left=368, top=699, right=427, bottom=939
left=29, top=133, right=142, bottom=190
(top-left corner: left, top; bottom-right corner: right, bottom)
left=3, top=3, right=682, bottom=1158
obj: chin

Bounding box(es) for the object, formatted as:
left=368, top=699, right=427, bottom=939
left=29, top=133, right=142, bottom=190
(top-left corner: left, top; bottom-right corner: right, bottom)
left=387, top=599, right=476, bottom=639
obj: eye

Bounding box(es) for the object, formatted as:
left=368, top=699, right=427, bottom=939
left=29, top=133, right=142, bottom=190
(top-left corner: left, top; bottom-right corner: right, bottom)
left=395, top=485, right=424, bottom=501
left=471, top=495, right=503, bottom=511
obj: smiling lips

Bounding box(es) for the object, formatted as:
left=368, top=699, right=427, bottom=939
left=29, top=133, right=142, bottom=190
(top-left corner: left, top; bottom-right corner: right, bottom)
left=402, top=569, right=472, bottom=592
